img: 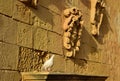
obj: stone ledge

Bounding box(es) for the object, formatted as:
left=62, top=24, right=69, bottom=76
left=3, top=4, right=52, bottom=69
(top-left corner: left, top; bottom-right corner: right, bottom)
left=21, top=72, right=108, bottom=81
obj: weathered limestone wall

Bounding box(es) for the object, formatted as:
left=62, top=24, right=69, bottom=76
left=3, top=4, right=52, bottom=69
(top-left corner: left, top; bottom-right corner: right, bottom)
left=104, top=0, right=120, bottom=81
left=0, top=0, right=64, bottom=81
left=0, top=0, right=63, bottom=81
left=0, top=0, right=120, bottom=81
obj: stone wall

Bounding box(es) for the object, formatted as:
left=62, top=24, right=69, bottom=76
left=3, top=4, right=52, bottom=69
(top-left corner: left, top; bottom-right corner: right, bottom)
left=0, top=0, right=64, bottom=81
left=0, top=0, right=120, bottom=81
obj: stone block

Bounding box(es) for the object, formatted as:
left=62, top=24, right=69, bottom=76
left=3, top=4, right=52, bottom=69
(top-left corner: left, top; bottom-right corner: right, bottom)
left=74, top=59, right=87, bottom=73
left=0, top=70, right=21, bottom=81
left=0, top=43, right=19, bottom=70
left=52, top=55, right=65, bottom=72
left=75, top=43, right=101, bottom=63
left=0, top=0, right=14, bottom=16
left=73, top=27, right=101, bottom=62
left=74, top=60, right=110, bottom=76
left=18, top=47, right=48, bottom=72
left=33, top=28, right=48, bottom=51
left=0, top=15, right=17, bottom=44
left=17, top=22, right=32, bottom=48
left=65, top=58, right=75, bottom=73
left=32, top=6, right=53, bottom=30
left=64, top=0, right=79, bottom=8
left=39, top=0, right=64, bottom=14
left=13, top=1, right=32, bottom=24
left=48, top=32, right=63, bottom=54
left=52, top=13, right=63, bottom=35
left=101, top=50, right=109, bottom=64
left=75, top=43, right=90, bottom=60
left=18, top=47, right=34, bottom=72
left=77, top=0, right=91, bottom=31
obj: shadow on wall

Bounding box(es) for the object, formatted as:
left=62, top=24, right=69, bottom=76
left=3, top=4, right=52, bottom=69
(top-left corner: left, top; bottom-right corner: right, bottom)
left=28, top=0, right=64, bottom=29
left=73, top=27, right=97, bottom=67
left=94, top=9, right=112, bottom=44
left=80, top=0, right=91, bottom=9
left=65, top=27, right=98, bottom=69
left=80, top=0, right=112, bottom=44
left=73, top=9, right=112, bottom=68
left=30, top=5, right=54, bottom=28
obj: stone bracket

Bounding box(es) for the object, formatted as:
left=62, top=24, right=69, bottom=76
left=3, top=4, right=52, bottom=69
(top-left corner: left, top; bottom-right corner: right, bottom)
left=21, top=72, right=108, bottom=81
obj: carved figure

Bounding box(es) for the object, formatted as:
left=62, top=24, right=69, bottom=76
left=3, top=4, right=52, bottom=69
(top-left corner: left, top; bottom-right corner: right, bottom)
left=63, top=7, right=83, bottom=57
left=19, top=0, right=38, bottom=8
left=90, top=0, right=105, bottom=35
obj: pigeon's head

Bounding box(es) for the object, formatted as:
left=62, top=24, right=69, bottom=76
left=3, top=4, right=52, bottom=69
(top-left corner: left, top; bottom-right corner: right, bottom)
left=51, top=55, right=55, bottom=59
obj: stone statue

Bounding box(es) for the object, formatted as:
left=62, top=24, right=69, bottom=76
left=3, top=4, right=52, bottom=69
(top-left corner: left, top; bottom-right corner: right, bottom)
left=63, top=7, right=83, bottom=57
left=90, top=0, right=105, bottom=35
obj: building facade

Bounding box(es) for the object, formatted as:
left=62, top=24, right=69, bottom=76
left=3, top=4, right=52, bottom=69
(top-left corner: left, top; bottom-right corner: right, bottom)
left=0, top=0, right=120, bottom=81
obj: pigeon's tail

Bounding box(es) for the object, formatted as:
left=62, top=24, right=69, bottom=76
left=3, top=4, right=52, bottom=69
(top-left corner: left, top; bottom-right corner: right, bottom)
left=41, top=66, right=44, bottom=71
left=41, top=62, right=46, bottom=71
left=41, top=64, right=46, bottom=71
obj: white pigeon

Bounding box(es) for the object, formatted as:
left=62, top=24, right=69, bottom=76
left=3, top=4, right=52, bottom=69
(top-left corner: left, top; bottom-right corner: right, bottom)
left=41, top=55, right=55, bottom=72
